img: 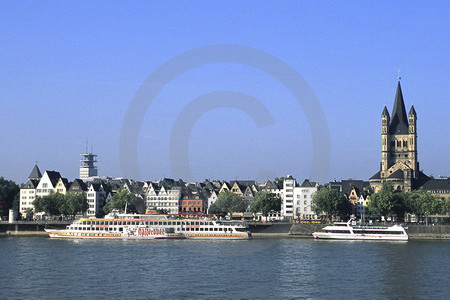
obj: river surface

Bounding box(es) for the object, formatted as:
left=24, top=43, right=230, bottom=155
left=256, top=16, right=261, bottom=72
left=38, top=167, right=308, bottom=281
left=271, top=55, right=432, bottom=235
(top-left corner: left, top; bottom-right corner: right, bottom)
left=1, top=236, right=449, bottom=299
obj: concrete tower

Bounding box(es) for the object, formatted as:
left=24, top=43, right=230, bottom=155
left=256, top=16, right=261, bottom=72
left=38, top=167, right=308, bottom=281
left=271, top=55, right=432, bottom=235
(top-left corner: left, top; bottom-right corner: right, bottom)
left=80, top=152, right=98, bottom=179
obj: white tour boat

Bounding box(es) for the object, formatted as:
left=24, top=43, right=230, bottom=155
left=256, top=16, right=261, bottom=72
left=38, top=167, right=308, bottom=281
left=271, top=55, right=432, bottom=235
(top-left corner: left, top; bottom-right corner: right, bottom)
left=312, top=219, right=408, bottom=241
left=45, top=212, right=252, bottom=240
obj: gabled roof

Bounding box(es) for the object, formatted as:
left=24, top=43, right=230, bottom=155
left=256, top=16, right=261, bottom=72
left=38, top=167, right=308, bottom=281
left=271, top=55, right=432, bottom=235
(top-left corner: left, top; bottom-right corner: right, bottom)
left=45, top=171, right=62, bottom=186
left=22, top=179, right=39, bottom=189
left=389, top=81, right=409, bottom=135
left=89, top=182, right=102, bottom=192
left=420, top=178, right=450, bottom=191
left=69, top=179, right=88, bottom=192
left=59, top=178, right=69, bottom=188
left=28, top=165, right=42, bottom=180
left=369, top=171, right=381, bottom=180
left=300, top=179, right=314, bottom=187
left=387, top=169, right=404, bottom=179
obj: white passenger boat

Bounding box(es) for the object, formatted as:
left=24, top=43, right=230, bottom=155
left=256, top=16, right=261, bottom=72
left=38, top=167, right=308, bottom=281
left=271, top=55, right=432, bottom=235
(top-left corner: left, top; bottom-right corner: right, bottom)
left=45, top=212, right=251, bottom=240
left=312, top=219, right=408, bottom=241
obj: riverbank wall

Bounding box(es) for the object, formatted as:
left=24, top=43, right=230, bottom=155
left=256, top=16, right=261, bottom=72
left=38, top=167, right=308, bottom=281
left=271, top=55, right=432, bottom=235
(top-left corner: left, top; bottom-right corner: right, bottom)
left=0, top=222, right=68, bottom=236
left=2, top=221, right=450, bottom=239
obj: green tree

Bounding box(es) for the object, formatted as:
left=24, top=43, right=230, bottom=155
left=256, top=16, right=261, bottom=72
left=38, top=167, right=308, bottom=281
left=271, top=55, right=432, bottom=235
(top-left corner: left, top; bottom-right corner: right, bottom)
left=61, top=193, right=88, bottom=218
left=250, top=191, right=281, bottom=215
left=312, top=188, right=351, bottom=220
left=274, top=177, right=286, bottom=187
left=0, top=177, right=20, bottom=217
left=33, top=193, right=64, bottom=216
left=405, top=189, right=445, bottom=223
left=209, top=191, right=248, bottom=214
left=24, top=207, right=34, bottom=220
left=367, top=183, right=406, bottom=220
left=103, top=189, right=137, bottom=214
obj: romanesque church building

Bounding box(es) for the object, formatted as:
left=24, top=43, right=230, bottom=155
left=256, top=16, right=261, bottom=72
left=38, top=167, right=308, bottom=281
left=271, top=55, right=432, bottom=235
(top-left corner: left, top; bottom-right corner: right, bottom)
left=370, top=81, right=429, bottom=192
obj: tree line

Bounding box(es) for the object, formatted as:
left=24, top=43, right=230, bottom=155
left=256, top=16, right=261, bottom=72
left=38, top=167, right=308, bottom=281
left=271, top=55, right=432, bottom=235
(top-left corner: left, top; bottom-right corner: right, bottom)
left=33, top=193, right=88, bottom=218
left=312, top=183, right=450, bottom=221
left=209, top=191, right=281, bottom=215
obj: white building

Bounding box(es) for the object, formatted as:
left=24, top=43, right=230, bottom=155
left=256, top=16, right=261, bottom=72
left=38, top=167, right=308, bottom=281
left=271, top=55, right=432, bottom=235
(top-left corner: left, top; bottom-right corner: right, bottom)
left=282, top=176, right=296, bottom=217
left=35, top=171, right=62, bottom=198
left=206, top=190, right=218, bottom=213
left=282, top=176, right=319, bottom=219
left=293, top=179, right=318, bottom=219
left=356, top=194, right=370, bottom=217
left=19, top=165, right=42, bottom=217
left=146, top=183, right=182, bottom=214
left=86, top=182, right=109, bottom=217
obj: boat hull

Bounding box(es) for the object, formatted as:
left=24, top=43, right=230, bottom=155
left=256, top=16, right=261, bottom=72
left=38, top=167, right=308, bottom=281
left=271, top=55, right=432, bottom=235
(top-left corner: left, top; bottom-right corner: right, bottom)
left=44, top=229, right=184, bottom=240
left=312, top=232, right=408, bottom=241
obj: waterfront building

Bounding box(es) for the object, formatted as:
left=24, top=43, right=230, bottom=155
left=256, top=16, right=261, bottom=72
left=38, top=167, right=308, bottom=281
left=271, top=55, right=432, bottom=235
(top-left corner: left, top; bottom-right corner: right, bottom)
left=206, top=189, right=218, bottom=214
left=294, top=179, right=319, bottom=219
left=146, top=180, right=182, bottom=214
left=36, top=171, right=63, bottom=198
left=19, top=165, right=42, bottom=218
left=282, top=176, right=296, bottom=217
left=356, top=193, right=370, bottom=217
left=260, top=180, right=283, bottom=199
left=68, top=179, right=88, bottom=193
left=86, top=182, right=110, bottom=217
left=53, top=177, right=70, bottom=194
left=282, top=176, right=318, bottom=219
left=370, top=80, right=429, bottom=192
left=420, top=177, right=450, bottom=200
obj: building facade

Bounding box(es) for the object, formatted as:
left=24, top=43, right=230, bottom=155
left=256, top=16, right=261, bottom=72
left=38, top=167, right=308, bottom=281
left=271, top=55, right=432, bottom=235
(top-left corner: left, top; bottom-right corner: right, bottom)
left=19, top=165, right=42, bottom=218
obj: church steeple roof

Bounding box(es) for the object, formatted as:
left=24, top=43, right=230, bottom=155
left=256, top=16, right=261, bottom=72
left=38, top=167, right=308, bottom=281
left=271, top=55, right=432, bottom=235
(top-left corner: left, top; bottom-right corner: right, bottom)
left=382, top=106, right=390, bottom=117
left=28, top=164, right=42, bottom=180
left=389, top=81, right=409, bottom=134
left=409, top=105, right=417, bottom=116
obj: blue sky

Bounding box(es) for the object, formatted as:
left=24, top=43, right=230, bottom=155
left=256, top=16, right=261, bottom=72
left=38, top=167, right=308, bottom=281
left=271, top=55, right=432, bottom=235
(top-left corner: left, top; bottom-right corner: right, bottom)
left=1, top=1, right=450, bottom=184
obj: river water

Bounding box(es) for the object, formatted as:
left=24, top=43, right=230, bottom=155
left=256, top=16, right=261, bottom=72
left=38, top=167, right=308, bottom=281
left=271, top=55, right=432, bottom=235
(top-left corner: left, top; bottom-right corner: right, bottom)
left=1, top=236, right=449, bottom=299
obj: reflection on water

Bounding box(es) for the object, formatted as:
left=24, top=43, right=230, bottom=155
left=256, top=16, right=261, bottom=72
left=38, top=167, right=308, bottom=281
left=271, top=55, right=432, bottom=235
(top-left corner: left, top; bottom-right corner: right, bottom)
left=1, top=236, right=449, bottom=299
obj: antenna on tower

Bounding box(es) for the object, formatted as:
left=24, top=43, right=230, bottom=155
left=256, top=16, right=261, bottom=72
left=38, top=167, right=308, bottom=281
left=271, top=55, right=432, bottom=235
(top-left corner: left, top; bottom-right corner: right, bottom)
left=85, top=137, right=88, bottom=154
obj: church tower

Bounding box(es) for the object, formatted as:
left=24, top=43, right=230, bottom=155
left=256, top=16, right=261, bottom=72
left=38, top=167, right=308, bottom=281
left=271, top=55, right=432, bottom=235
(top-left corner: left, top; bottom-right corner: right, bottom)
left=370, top=80, right=426, bottom=192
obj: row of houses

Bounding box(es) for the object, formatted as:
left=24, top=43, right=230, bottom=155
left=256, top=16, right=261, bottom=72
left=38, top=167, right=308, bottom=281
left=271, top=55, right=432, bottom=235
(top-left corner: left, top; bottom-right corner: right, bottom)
left=20, top=165, right=328, bottom=218
left=26, top=164, right=450, bottom=219
left=20, top=165, right=111, bottom=217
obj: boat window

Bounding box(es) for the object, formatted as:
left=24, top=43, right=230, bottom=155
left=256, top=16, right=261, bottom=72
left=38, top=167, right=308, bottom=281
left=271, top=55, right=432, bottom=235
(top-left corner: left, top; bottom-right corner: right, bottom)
left=325, top=230, right=351, bottom=234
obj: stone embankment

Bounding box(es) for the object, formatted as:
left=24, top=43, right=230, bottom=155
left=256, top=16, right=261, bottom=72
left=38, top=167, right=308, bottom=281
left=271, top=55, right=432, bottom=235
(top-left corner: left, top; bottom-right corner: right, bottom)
left=2, top=221, right=450, bottom=240
left=0, top=221, right=69, bottom=236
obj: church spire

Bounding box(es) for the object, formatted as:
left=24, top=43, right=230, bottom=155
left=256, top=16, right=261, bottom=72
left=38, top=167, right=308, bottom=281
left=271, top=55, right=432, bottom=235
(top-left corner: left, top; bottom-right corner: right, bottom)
left=382, top=106, right=390, bottom=117
left=389, top=81, right=409, bottom=134
left=28, top=164, right=42, bottom=180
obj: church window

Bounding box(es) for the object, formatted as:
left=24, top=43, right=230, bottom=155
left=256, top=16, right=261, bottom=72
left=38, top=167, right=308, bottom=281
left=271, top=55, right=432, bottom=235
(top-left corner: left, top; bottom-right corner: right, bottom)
left=397, top=140, right=401, bottom=147
left=403, top=140, right=407, bottom=147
